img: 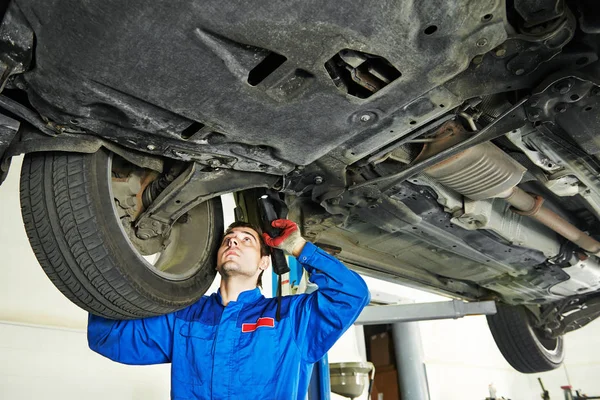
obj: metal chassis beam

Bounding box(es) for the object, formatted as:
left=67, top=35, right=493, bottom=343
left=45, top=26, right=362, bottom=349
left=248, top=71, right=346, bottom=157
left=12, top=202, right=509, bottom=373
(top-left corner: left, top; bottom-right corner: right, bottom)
left=135, top=162, right=279, bottom=238
left=355, top=299, right=497, bottom=325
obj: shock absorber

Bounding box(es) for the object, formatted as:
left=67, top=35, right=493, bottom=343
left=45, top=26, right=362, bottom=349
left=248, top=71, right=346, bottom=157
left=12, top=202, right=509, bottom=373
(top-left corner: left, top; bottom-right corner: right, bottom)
left=142, top=164, right=185, bottom=208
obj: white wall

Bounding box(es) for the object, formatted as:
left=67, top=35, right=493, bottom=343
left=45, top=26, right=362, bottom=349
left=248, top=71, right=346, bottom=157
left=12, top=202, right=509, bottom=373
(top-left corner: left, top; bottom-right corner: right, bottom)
left=420, top=314, right=600, bottom=400
left=0, top=156, right=87, bottom=330
left=0, top=322, right=171, bottom=400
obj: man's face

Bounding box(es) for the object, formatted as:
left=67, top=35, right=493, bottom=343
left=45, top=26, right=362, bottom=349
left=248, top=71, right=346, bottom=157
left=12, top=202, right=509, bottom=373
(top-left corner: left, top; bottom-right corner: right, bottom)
left=216, top=227, right=269, bottom=279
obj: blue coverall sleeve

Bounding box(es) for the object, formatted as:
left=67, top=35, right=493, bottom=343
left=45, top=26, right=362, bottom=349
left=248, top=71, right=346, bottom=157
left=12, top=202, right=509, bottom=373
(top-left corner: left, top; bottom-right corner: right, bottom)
left=87, top=312, right=176, bottom=365
left=292, top=242, right=370, bottom=363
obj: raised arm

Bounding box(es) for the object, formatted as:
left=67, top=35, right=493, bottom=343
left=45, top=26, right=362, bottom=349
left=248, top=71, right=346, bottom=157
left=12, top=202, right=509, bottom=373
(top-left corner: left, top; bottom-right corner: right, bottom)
left=291, top=242, right=370, bottom=362
left=263, top=219, right=370, bottom=362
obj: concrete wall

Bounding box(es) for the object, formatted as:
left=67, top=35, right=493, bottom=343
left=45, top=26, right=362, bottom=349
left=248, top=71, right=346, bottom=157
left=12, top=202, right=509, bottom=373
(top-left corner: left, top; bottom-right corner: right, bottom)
left=0, top=321, right=171, bottom=400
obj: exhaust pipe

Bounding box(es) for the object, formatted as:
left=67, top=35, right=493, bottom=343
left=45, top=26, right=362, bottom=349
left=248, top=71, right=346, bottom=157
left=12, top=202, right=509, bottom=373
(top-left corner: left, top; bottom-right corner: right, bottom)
left=418, top=126, right=600, bottom=254
left=502, top=187, right=600, bottom=254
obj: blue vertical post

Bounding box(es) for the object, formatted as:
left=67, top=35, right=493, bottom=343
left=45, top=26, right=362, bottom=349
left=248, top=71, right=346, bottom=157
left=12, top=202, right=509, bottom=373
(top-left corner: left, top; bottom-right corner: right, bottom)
left=308, top=354, right=331, bottom=400
left=272, top=256, right=302, bottom=296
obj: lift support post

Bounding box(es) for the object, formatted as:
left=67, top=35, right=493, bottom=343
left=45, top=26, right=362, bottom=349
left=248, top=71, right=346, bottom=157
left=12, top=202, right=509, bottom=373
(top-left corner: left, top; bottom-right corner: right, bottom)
left=349, top=299, right=497, bottom=400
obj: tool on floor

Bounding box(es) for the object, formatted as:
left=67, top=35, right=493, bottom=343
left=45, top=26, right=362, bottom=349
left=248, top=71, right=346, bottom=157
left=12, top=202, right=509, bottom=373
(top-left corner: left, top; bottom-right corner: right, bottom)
left=562, top=385, right=574, bottom=400
left=563, top=386, right=600, bottom=400
left=539, top=378, right=550, bottom=400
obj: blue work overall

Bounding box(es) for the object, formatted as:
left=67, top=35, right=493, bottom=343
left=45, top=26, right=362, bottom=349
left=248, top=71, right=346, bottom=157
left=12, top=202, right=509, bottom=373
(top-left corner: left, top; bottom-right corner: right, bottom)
left=88, top=242, right=370, bottom=399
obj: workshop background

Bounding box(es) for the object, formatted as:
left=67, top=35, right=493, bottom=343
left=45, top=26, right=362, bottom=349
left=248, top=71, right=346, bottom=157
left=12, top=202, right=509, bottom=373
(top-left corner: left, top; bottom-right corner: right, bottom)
left=1, top=156, right=599, bottom=400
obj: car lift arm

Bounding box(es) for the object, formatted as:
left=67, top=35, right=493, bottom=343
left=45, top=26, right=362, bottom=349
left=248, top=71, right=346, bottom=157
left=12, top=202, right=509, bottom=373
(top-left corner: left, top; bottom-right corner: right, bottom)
left=354, top=299, right=497, bottom=325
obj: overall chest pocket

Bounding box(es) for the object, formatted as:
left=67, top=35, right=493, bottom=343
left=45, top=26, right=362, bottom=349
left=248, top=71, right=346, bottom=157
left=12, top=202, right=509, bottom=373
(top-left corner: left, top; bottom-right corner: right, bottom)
left=176, top=321, right=217, bottom=385
left=236, top=328, right=280, bottom=385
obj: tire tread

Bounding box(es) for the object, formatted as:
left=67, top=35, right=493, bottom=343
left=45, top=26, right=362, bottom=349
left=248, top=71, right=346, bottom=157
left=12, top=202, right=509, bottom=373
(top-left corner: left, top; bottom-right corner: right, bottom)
left=487, top=304, right=564, bottom=373
left=20, top=153, right=172, bottom=318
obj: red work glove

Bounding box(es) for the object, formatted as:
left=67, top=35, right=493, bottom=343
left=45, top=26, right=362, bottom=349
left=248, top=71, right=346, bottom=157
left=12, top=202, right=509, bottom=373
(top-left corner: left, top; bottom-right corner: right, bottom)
left=262, top=219, right=307, bottom=257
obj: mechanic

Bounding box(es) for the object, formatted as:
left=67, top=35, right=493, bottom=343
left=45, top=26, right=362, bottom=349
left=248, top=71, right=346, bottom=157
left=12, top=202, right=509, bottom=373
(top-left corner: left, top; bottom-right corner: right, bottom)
left=87, top=218, right=370, bottom=400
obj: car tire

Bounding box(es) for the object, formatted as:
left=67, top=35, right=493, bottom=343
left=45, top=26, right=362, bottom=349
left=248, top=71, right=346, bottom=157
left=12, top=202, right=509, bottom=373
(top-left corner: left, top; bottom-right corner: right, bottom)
left=19, top=150, right=223, bottom=319
left=487, top=303, right=564, bottom=373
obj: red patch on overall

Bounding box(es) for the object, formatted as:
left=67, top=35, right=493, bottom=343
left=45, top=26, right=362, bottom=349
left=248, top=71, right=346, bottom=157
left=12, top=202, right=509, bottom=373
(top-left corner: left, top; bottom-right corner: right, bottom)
left=242, top=317, right=275, bottom=333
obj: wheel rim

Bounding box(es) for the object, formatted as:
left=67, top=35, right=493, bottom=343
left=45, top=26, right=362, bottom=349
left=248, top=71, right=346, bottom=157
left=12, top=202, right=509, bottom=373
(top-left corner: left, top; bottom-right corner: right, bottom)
left=530, top=325, right=561, bottom=355
left=107, top=153, right=218, bottom=281
left=526, top=312, right=564, bottom=363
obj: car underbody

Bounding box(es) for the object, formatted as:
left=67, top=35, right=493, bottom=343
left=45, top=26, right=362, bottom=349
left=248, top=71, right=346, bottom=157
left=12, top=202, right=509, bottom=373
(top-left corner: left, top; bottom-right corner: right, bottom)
left=2, top=0, right=600, bottom=372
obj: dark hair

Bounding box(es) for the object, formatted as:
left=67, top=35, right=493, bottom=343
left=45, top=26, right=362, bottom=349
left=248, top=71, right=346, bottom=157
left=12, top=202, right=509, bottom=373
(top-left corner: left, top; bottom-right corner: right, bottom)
left=223, top=221, right=270, bottom=287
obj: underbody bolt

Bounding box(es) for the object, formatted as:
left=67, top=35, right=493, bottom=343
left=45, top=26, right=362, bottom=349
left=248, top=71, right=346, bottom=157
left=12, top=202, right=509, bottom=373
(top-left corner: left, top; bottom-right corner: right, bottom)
left=555, top=81, right=571, bottom=94
left=529, top=108, right=541, bottom=119
left=139, top=233, right=150, bottom=240
left=314, top=176, right=324, bottom=185
left=547, top=320, right=561, bottom=330
left=360, top=114, right=371, bottom=122
left=147, top=144, right=156, bottom=151
left=514, top=68, right=525, bottom=76
left=476, top=38, right=488, bottom=47
left=555, top=103, right=568, bottom=113
left=494, top=47, right=507, bottom=57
